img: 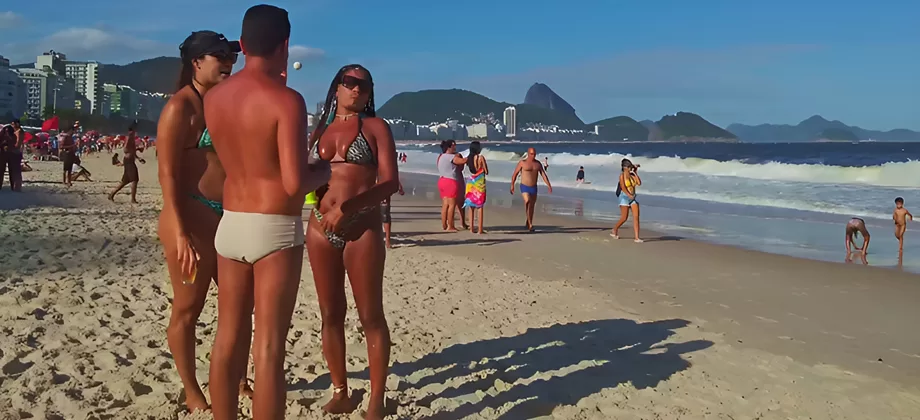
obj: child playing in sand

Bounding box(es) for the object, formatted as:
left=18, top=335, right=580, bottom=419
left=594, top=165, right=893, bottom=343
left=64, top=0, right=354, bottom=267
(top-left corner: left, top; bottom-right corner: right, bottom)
left=893, top=197, right=913, bottom=252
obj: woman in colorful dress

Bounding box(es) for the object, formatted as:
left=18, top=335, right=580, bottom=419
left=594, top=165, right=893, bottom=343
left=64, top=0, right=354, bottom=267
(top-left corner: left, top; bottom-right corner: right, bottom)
left=463, top=141, right=489, bottom=233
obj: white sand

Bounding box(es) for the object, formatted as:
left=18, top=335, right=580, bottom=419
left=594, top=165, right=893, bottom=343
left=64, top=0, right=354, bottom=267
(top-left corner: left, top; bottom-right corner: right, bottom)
left=0, top=154, right=918, bottom=419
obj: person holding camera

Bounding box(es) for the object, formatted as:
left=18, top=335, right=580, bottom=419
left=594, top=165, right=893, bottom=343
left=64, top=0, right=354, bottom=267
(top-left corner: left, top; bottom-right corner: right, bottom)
left=612, top=158, right=643, bottom=243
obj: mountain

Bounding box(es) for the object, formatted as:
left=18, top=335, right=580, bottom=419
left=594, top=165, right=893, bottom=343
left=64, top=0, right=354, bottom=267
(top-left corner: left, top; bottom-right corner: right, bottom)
left=815, top=128, right=859, bottom=142
left=98, top=57, right=182, bottom=94
left=587, top=116, right=649, bottom=141
left=377, top=88, right=585, bottom=129
left=654, top=112, right=737, bottom=141
left=727, top=115, right=920, bottom=142
left=13, top=57, right=181, bottom=93
left=523, top=83, right=577, bottom=117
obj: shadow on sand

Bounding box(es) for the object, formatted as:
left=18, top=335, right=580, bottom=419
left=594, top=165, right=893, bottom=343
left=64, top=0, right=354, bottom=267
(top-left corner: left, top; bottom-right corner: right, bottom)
left=325, top=318, right=712, bottom=418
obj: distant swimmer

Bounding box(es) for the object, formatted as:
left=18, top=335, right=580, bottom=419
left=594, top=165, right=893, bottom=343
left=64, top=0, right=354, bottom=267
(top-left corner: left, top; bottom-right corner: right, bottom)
left=203, top=5, right=331, bottom=419
left=893, top=197, right=913, bottom=252
left=511, top=147, right=552, bottom=231
left=845, top=217, right=870, bottom=263
left=543, top=156, right=550, bottom=171
left=575, top=166, right=585, bottom=183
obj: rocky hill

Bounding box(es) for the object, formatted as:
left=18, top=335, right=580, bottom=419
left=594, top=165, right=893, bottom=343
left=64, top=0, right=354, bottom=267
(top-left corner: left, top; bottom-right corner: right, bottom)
left=727, top=115, right=920, bottom=142
left=523, top=83, right=578, bottom=118
left=586, top=116, right=649, bottom=141
left=98, top=57, right=182, bottom=94
left=377, top=88, right=586, bottom=129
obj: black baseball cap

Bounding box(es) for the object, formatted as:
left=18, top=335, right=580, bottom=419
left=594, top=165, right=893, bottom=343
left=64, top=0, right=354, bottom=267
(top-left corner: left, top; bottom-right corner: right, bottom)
left=179, top=30, right=241, bottom=60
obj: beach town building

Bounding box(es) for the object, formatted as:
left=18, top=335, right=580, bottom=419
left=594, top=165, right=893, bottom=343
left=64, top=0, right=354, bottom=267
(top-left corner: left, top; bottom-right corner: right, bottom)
left=65, top=61, right=103, bottom=114
left=0, top=55, right=27, bottom=119
left=503, top=106, right=517, bottom=138
left=466, top=122, right=504, bottom=140
left=14, top=67, right=75, bottom=119
left=102, top=83, right=139, bottom=118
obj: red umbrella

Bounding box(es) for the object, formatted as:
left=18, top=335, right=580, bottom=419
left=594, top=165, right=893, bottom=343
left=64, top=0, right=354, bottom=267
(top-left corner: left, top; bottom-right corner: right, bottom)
left=41, top=116, right=59, bottom=132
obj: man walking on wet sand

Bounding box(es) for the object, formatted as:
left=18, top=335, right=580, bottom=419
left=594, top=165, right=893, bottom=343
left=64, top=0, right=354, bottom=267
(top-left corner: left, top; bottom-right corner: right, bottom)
left=203, top=5, right=330, bottom=420
left=511, top=147, right=552, bottom=231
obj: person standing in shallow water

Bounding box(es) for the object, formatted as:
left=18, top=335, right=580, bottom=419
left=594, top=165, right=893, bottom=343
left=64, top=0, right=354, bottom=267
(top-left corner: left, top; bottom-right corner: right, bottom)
left=306, top=63, right=399, bottom=420
left=154, top=30, right=252, bottom=413
left=511, top=147, right=552, bottom=231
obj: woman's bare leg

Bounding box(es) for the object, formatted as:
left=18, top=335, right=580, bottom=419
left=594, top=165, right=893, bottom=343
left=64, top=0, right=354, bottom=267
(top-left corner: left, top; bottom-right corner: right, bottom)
left=210, top=257, right=255, bottom=420
left=445, top=201, right=458, bottom=232
left=108, top=181, right=128, bottom=201
left=440, top=198, right=450, bottom=230
left=251, top=246, right=304, bottom=419
left=467, top=207, right=475, bottom=233
left=477, top=208, right=485, bottom=234
left=306, top=221, right=355, bottom=414
left=130, top=181, right=139, bottom=203
left=630, top=203, right=642, bottom=242
left=612, top=206, right=629, bottom=237
left=456, top=198, right=468, bottom=230
left=161, top=231, right=214, bottom=411
left=343, top=227, right=389, bottom=420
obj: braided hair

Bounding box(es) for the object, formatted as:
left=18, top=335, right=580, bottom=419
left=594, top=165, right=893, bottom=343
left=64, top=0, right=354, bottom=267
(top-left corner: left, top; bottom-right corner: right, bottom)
left=309, top=64, right=375, bottom=147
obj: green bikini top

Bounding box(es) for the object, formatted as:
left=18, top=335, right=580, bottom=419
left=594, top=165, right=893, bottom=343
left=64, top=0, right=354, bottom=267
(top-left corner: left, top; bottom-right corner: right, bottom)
left=198, top=128, right=212, bottom=148
left=190, top=84, right=213, bottom=149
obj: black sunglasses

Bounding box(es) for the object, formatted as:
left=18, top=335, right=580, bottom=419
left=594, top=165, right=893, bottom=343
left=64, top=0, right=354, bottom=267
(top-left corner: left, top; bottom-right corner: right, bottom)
left=203, top=51, right=238, bottom=64
left=341, top=74, right=372, bottom=91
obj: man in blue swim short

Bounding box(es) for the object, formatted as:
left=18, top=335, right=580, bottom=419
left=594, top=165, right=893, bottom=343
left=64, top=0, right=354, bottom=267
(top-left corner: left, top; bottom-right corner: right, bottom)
left=511, top=147, right=553, bottom=231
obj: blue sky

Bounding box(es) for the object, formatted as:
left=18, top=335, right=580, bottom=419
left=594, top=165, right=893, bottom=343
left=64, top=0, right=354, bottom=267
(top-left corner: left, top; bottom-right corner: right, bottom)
left=1, top=1, right=918, bottom=129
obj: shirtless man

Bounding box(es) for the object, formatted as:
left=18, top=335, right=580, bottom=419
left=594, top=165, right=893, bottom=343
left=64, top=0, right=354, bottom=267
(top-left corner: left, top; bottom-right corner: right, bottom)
left=511, top=147, right=552, bottom=231
left=893, top=197, right=913, bottom=252
left=203, top=5, right=330, bottom=420
left=60, top=125, right=77, bottom=186
left=845, top=217, right=870, bottom=264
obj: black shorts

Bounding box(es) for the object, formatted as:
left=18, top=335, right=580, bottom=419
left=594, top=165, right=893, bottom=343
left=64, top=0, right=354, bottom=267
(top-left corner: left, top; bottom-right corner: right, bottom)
left=62, top=152, right=76, bottom=173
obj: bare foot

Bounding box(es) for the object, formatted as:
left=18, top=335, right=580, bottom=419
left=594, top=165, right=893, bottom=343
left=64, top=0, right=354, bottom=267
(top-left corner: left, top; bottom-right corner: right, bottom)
left=445, top=227, right=459, bottom=232
left=184, top=388, right=210, bottom=413
left=323, top=390, right=357, bottom=414
left=365, top=403, right=386, bottom=420
left=610, top=231, right=619, bottom=239
left=107, top=194, right=115, bottom=202
left=239, top=380, right=254, bottom=399
left=131, top=200, right=139, bottom=204
left=634, top=238, right=644, bottom=243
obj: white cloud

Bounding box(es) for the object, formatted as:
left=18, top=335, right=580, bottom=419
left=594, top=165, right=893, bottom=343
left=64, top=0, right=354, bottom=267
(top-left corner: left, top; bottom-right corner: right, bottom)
left=289, top=45, right=325, bottom=61
left=0, top=11, right=24, bottom=29
left=2, top=27, right=173, bottom=64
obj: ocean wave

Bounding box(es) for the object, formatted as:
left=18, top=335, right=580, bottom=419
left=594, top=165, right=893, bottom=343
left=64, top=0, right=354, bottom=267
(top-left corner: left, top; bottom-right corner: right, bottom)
left=403, top=149, right=920, bottom=188
left=395, top=163, right=891, bottom=220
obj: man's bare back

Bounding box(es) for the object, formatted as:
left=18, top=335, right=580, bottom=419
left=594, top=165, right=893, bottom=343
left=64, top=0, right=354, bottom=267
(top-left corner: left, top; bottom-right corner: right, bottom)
left=206, top=70, right=311, bottom=216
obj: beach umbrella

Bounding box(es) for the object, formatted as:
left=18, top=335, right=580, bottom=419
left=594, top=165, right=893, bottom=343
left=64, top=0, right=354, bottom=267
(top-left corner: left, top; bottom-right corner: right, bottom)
left=42, top=116, right=59, bottom=132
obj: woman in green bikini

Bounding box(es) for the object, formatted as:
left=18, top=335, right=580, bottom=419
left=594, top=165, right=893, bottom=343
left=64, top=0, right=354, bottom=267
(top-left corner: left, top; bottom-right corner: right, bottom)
left=155, top=31, right=251, bottom=412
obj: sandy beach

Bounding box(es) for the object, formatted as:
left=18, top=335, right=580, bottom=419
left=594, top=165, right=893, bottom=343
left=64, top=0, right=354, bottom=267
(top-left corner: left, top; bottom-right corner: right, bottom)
left=1, top=153, right=919, bottom=419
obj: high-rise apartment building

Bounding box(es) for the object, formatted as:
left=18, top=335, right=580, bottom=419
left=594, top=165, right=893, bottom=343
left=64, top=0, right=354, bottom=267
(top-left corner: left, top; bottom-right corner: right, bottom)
left=35, top=51, right=67, bottom=75
left=65, top=61, right=103, bottom=114
left=15, top=67, right=75, bottom=119
left=503, top=106, right=517, bottom=139
left=103, top=83, right=140, bottom=117
left=0, top=55, right=27, bottom=119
